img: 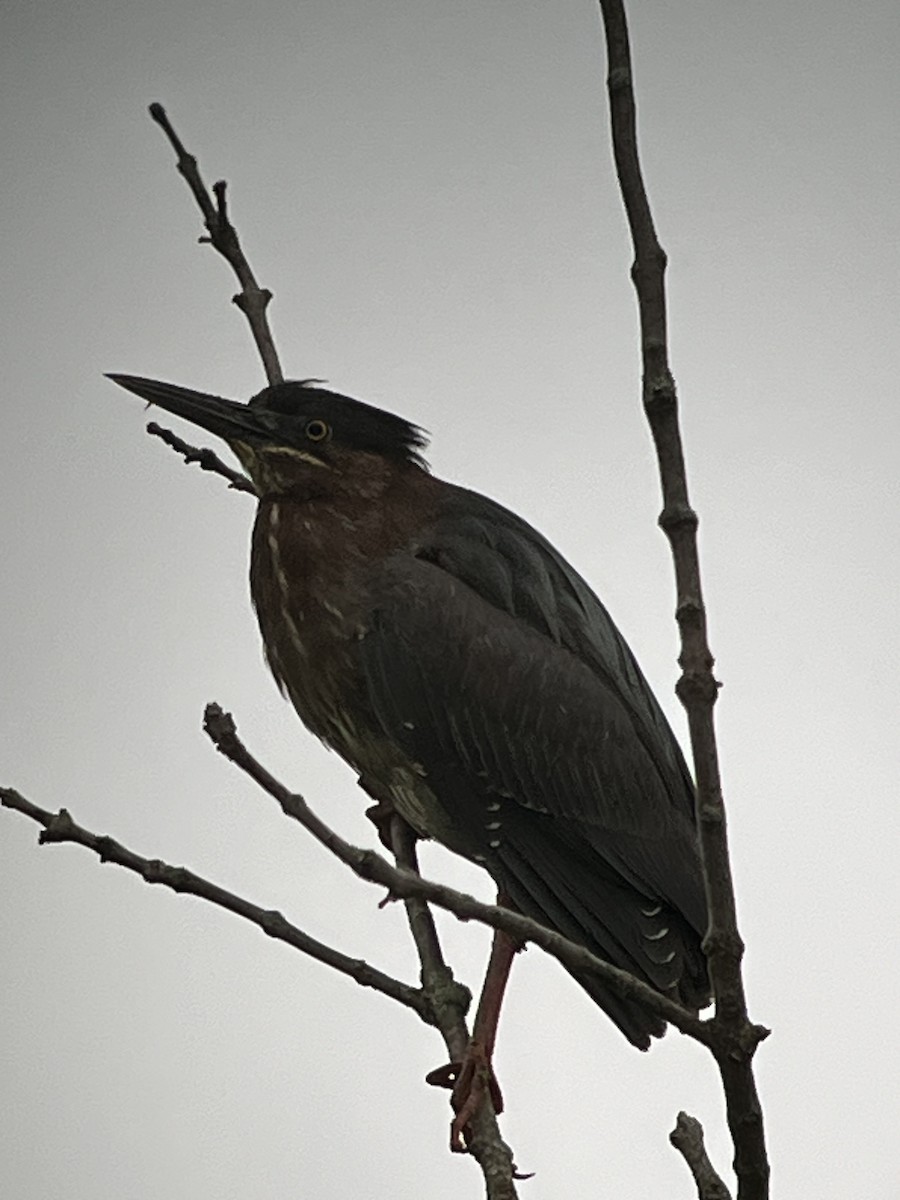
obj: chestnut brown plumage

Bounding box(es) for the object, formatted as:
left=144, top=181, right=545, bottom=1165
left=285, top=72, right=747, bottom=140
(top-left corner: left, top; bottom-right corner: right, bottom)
left=109, top=373, right=710, bottom=1051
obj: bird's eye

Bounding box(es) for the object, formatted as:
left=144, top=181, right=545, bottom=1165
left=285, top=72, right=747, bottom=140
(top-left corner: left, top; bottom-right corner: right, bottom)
left=305, top=418, right=331, bottom=442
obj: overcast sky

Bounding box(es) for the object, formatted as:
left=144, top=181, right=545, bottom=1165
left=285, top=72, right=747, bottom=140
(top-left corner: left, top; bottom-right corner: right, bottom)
left=3, top=2, right=899, bottom=1198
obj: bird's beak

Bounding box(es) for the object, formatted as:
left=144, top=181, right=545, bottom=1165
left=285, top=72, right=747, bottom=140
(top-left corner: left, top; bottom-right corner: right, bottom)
left=107, top=374, right=264, bottom=444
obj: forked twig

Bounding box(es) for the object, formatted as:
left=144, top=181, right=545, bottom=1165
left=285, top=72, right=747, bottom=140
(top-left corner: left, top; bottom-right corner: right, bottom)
left=149, top=102, right=283, bottom=387
left=146, top=421, right=256, bottom=494
left=138, top=103, right=291, bottom=492
left=0, top=787, right=427, bottom=1018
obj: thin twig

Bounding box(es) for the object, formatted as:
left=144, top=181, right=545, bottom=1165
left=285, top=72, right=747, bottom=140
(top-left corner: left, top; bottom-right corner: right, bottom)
left=0, top=787, right=428, bottom=1021
left=596, top=4, right=769, bottom=1198
left=203, top=703, right=714, bottom=1044
left=390, top=816, right=473, bottom=1059
left=146, top=421, right=257, bottom=494
left=390, top=818, right=521, bottom=1198
left=670, top=1113, right=733, bottom=1200
left=148, top=103, right=283, bottom=387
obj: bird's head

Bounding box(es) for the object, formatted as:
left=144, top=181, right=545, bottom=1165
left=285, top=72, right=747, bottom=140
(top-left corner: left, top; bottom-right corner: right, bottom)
left=108, top=375, right=429, bottom=498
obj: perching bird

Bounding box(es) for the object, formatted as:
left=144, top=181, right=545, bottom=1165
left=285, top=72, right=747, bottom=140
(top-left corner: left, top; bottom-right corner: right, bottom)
left=109, top=373, right=709, bottom=1098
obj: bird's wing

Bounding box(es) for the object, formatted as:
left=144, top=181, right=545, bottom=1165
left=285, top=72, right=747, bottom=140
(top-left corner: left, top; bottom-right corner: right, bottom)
left=359, top=489, right=705, bottom=932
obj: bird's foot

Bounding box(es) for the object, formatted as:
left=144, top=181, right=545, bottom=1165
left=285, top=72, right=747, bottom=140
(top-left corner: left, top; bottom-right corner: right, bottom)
left=425, top=1038, right=504, bottom=1152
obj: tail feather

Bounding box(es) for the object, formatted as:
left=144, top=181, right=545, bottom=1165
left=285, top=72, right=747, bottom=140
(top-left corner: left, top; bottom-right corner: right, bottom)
left=495, top=835, right=709, bottom=1049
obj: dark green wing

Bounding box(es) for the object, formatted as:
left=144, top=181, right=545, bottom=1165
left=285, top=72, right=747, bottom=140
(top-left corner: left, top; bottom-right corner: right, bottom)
left=359, top=487, right=709, bottom=1046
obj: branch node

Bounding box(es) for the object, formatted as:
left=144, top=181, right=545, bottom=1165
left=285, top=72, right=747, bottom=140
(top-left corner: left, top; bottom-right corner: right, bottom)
left=658, top=502, right=698, bottom=534
left=676, top=670, right=719, bottom=707
left=144, top=857, right=165, bottom=882
left=260, top=909, right=288, bottom=937
left=703, top=929, right=744, bottom=962
left=233, top=288, right=274, bottom=314
left=39, top=808, right=75, bottom=844
left=675, top=598, right=704, bottom=626
left=643, top=372, right=676, bottom=413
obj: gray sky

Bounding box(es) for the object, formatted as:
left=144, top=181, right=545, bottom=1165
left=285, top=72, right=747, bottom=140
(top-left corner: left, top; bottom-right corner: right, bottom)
left=2, top=2, right=898, bottom=1197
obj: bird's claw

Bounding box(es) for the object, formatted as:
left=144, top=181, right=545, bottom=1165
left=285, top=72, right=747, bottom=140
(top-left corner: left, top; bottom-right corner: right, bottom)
left=426, top=1043, right=504, bottom=1153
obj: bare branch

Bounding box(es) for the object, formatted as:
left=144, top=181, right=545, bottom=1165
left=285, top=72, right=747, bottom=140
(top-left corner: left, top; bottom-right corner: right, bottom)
left=4, top=778, right=526, bottom=1198
left=596, top=3, right=769, bottom=1197
left=670, top=1113, right=733, bottom=1200
left=0, top=787, right=429, bottom=1022
left=390, top=816, right=473, bottom=1055
left=148, top=102, right=283, bottom=387
left=390, top=819, right=521, bottom=1198
left=146, top=421, right=257, bottom=494
left=203, top=702, right=712, bottom=1044
left=3, top=776, right=526, bottom=1196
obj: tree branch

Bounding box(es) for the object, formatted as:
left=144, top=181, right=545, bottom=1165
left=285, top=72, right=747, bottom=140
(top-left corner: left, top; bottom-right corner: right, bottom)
left=148, top=102, right=283, bottom=387
left=2, top=771, right=530, bottom=1198
left=202, top=703, right=712, bottom=1044
left=0, top=786, right=429, bottom=1022
left=389, top=818, right=521, bottom=1198
left=142, top=103, right=286, bottom=493
left=596, top=4, right=769, bottom=1198
left=670, top=1112, right=733, bottom=1200
left=145, top=421, right=257, bottom=494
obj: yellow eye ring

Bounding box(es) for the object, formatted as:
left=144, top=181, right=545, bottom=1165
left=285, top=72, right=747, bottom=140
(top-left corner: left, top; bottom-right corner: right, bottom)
left=305, top=418, right=330, bottom=442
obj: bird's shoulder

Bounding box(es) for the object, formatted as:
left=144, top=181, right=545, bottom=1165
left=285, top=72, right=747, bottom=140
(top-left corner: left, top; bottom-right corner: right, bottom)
left=401, top=484, right=673, bottom=727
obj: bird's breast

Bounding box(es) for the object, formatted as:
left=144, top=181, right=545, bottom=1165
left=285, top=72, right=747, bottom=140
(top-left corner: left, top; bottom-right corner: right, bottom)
left=250, top=499, right=367, bottom=746
left=248, top=486, right=436, bottom=757
left=247, top=484, right=468, bottom=851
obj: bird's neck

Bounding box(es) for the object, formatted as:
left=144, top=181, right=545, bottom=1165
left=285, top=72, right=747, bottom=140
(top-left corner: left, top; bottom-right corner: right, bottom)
left=248, top=466, right=437, bottom=720
left=252, top=463, right=434, bottom=643
left=253, top=462, right=436, bottom=570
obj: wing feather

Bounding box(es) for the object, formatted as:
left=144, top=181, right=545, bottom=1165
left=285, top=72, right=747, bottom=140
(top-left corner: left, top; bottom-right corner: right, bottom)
left=360, top=507, right=704, bottom=929
left=357, top=499, right=711, bottom=1042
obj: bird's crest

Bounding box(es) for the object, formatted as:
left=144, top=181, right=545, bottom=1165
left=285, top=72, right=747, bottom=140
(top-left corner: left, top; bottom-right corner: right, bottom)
left=249, top=380, right=430, bottom=468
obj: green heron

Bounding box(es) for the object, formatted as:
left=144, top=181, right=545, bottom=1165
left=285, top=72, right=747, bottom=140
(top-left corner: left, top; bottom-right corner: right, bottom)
left=109, top=373, right=710, bottom=1143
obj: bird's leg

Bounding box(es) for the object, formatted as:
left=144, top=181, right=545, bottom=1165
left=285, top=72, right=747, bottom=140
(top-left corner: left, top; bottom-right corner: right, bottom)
left=450, top=925, right=516, bottom=1148
left=426, top=895, right=521, bottom=1152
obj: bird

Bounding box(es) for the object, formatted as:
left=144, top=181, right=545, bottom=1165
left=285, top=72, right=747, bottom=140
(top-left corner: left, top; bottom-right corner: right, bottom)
left=109, top=372, right=710, bottom=1138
